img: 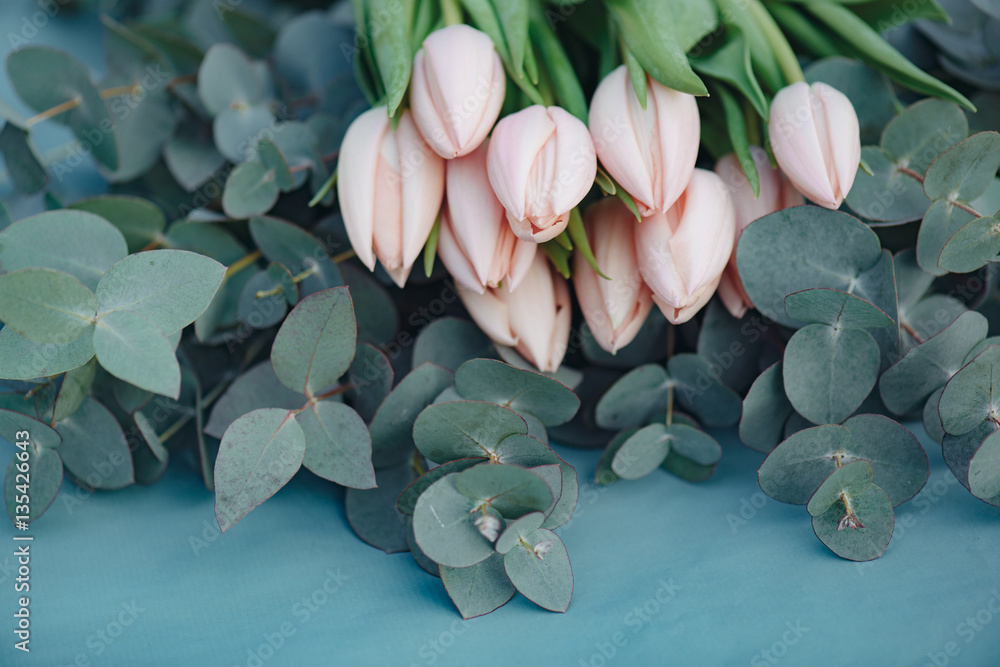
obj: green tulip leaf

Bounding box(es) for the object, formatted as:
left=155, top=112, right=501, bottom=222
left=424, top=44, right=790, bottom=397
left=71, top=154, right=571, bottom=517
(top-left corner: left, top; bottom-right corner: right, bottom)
left=270, top=287, right=356, bottom=397
left=440, top=552, right=516, bottom=620
left=369, top=363, right=454, bottom=469
left=0, top=269, right=97, bottom=344
left=811, top=483, right=894, bottom=562
left=690, top=25, right=767, bottom=117
left=783, top=324, right=880, bottom=425
left=214, top=408, right=305, bottom=532
left=57, top=397, right=133, bottom=490
left=807, top=460, right=874, bottom=517
left=0, top=210, right=127, bottom=291
left=367, top=0, right=413, bottom=116
left=297, top=400, right=375, bottom=489
left=413, top=401, right=528, bottom=464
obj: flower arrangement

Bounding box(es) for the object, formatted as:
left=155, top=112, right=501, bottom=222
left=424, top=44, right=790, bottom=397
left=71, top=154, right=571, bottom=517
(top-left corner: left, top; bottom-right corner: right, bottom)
left=1, top=0, right=999, bottom=621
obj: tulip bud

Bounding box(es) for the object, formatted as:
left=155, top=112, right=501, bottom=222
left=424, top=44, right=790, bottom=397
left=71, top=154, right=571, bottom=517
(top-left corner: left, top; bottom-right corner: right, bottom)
left=573, top=198, right=653, bottom=354
left=457, top=252, right=571, bottom=372
left=588, top=65, right=700, bottom=217
left=713, top=146, right=804, bottom=318
left=635, top=169, right=736, bottom=324
left=768, top=81, right=860, bottom=210
left=337, top=106, right=445, bottom=288
left=437, top=141, right=537, bottom=294
left=410, top=25, right=506, bottom=159
left=487, top=105, right=597, bottom=243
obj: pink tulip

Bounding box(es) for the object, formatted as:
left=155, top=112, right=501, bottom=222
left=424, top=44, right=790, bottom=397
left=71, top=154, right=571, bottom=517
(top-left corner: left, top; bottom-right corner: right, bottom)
left=487, top=105, right=597, bottom=243
left=588, top=65, right=700, bottom=217
left=714, top=146, right=804, bottom=318
left=337, top=106, right=445, bottom=288
left=410, top=24, right=506, bottom=159
left=457, top=252, right=571, bottom=372
left=574, top=198, right=653, bottom=354
left=437, top=141, right=537, bottom=294
left=768, top=81, right=860, bottom=209
left=635, top=169, right=736, bottom=324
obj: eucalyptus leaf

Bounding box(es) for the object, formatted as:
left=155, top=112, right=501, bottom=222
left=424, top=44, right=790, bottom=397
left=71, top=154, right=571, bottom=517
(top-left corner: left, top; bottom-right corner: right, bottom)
left=339, top=263, right=398, bottom=346
left=454, top=359, right=579, bottom=426
left=923, top=132, right=1000, bottom=203
left=412, top=317, right=495, bottom=372
left=197, top=43, right=263, bottom=115
left=0, top=326, right=96, bottom=381
left=205, top=361, right=306, bottom=439
left=0, top=123, right=45, bottom=194
left=0, top=409, right=60, bottom=449
left=846, top=147, right=931, bottom=225
left=94, top=310, right=180, bottom=398
left=397, top=458, right=486, bottom=516
left=811, top=483, right=894, bottom=561
left=807, top=460, right=874, bottom=517
left=270, top=287, right=356, bottom=397
left=52, top=358, right=96, bottom=423
left=454, top=463, right=552, bottom=519
left=345, top=343, right=393, bottom=422
left=214, top=408, right=305, bottom=532
left=594, top=364, right=669, bottom=430
left=612, top=423, right=670, bottom=481
left=668, top=354, right=743, bottom=428
left=57, top=397, right=134, bottom=490
left=495, top=511, right=546, bottom=555
left=740, top=362, right=795, bottom=454
left=346, top=462, right=416, bottom=554
left=938, top=215, right=1000, bottom=274
left=595, top=427, right=639, bottom=486
left=249, top=216, right=343, bottom=296
left=413, top=473, right=499, bottom=568
left=223, top=160, right=280, bottom=219
left=968, top=429, right=1000, bottom=506
left=369, top=363, right=454, bottom=469
left=69, top=196, right=166, bottom=254
left=784, top=289, right=894, bottom=330
left=4, top=445, right=62, bottom=524
left=413, top=401, right=528, bottom=464
left=939, top=344, right=1000, bottom=436
left=0, top=269, right=97, bottom=344
left=440, top=553, right=516, bottom=620
left=661, top=424, right=723, bottom=482
left=297, top=401, right=375, bottom=489
left=503, top=528, right=572, bottom=612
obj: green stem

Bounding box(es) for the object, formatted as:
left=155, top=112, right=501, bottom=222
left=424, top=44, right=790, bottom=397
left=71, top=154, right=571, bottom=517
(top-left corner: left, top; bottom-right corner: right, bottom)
left=440, top=0, right=462, bottom=26
left=747, top=0, right=804, bottom=85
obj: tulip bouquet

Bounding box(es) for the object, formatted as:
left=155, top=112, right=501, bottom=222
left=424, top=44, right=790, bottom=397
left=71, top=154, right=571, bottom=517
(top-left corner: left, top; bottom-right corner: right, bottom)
left=2, top=0, right=1000, bottom=620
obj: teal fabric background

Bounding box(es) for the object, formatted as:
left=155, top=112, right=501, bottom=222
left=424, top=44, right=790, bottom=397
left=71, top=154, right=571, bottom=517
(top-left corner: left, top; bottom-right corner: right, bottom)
left=1, top=2, right=999, bottom=665
left=2, top=427, right=999, bottom=667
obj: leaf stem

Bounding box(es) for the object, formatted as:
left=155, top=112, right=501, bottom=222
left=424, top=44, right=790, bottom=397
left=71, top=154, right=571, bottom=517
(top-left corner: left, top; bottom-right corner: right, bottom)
left=897, top=166, right=983, bottom=217
left=225, top=250, right=262, bottom=278
left=746, top=0, right=804, bottom=85
left=25, top=96, right=81, bottom=127
left=332, top=249, right=356, bottom=263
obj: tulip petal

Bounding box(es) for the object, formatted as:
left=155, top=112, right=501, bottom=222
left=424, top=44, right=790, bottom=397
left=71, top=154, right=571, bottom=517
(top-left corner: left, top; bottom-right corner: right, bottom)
left=769, top=82, right=839, bottom=208
left=488, top=106, right=556, bottom=224
left=337, top=107, right=389, bottom=270
left=547, top=107, right=597, bottom=219
left=506, top=253, right=559, bottom=371
left=446, top=142, right=507, bottom=287
left=397, top=112, right=445, bottom=273
left=458, top=285, right=518, bottom=347
left=668, top=170, right=735, bottom=297
left=437, top=208, right=486, bottom=294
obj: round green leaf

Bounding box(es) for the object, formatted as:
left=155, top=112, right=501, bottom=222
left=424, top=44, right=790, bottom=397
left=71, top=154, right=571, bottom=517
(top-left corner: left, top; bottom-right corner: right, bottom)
left=924, top=132, right=1000, bottom=204
left=69, top=196, right=166, bottom=254
left=785, top=289, right=894, bottom=329
left=257, top=137, right=294, bottom=191
left=737, top=207, right=883, bottom=328
left=495, top=511, right=546, bottom=555
left=969, top=429, right=1000, bottom=506
left=397, top=458, right=486, bottom=516
left=0, top=123, right=46, bottom=194
left=758, top=424, right=852, bottom=504
left=96, top=249, right=227, bottom=336
left=249, top=216, right=342, bottom=297
left=807, top=460, right=874, bottom=517
left=407, top=520, right=439, bottom=576
left=133, top=411, right=169, bottom=463
left=440, top=552, right=516, bottom=620
left=455, top=359, right=579, bottom=427
left=0, top=210, right=128, bottom=289
left=213, top=104, right=277, bottom=163
left=412, top=317, right=495, bottom=372
left=454, top=463, right=552, bottom=519
left=916, top=199, right=976, bottom=276
left=345, top=343, right=393, bottom=422
left=270, top=287, right=356, bottom=397
left=900, top=294, right=967, bottom=355
left=503, top=528, right=572, bottom=612
left=222, top=161, right=280, bottom=219
left=881, top=98, right=967, bottom=174
left=938, top=215, right=1000, bottom=274
left=197, top=43, right=262, bottom=115
left=346, top=462, right=416, bottom=554
left=237, top=269, right=287, bottom=329
left=595, top=364, right=669, bottom=430
left=267, top=262, right=298, bottom=306
left=923, top=386, right=946, bottom=445
left=668, top=354, right=743, bottom=428
left=0, top=326, right=96, bottom=381
left=297, top=401, right=375, bottom=489
left=965, top=338, right=1000, bottom=366
left=413, top=473, right=499, bottom=568
left=0, top=409, right=60, bottom=449
left=612, top=423, right=671, bottom=481
left=413, top=401, right=528, bottom=464
left=163, top=130, right=227, bottom=192
left=0, top=269, right=97, bottom=344
left=939, top=344, right=1000, bottom=436
left=879, top=311, right=988, bottom=415
left=595, top=427, right=639, bottom=486
left=94, top=309, right=180, bottom=398
left=5, top=446, right=61, bottom=524
left=57, top=397, right=133, bottom=490
left=661, top=424, right=723, bottom=482
left=52, top=358, right=96, bottom=423
left=204, top=361, right=306, bottom=439
left=695, top=301, right=763, bottom=395
left=846, top=147, right=930, bottom=225
left=339, top=263, right=397, bottom=346
left=369, top=363, right=454, bottom=469
left=6, top=47, right=118, bottom=170
left=213, top=408, right=305, bottom=532
left=811, top=483, right=894, bottom=561
left=739, top=362, right=794, bottom=454
left=943, top=419, right=995, bottom=491
left=783, top=324, right=880, bottom=425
